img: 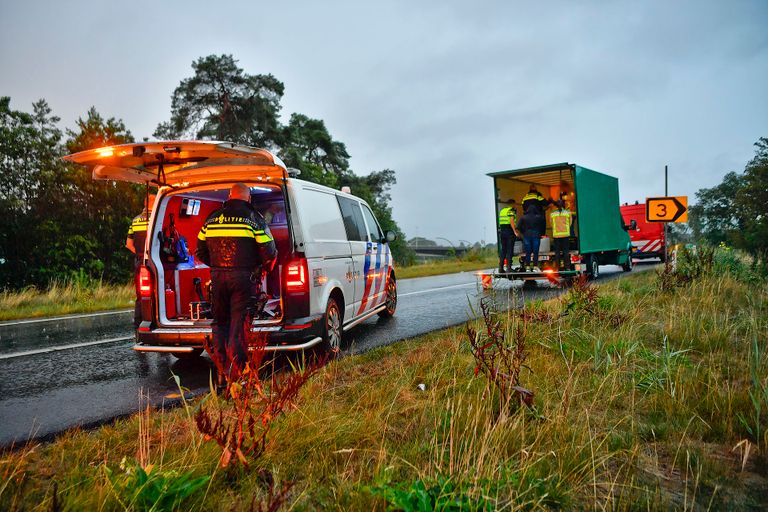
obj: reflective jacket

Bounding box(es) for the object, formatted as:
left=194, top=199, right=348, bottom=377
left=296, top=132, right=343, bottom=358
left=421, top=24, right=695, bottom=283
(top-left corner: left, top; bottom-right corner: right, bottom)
left=522, top=192, right=549, bottom=213
left=127, top=211, right=150, bottom=261
left=196, top=199, right=276, bottom=269
left=550, top=209, right=572, bottom=238
left=498, top=207, right=516, bottom=226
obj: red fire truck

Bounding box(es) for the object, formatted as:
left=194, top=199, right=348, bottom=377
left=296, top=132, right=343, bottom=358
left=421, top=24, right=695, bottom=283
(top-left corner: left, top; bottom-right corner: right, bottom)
left=620, top=202, right=666, bottom=262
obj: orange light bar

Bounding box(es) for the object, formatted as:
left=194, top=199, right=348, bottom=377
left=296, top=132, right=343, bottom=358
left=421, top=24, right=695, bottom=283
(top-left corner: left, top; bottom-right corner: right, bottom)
left=96, top=147, right=114, bottom=158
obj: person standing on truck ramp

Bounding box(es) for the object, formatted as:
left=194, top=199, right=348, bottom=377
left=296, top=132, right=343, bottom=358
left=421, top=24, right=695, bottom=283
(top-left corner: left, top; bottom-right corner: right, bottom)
left=126, top=193, right=156, bottom=328
left=521, top=185, right=551, bottom=214
left=517, top=206, right=546, bottom=271
left=498, top=198, right=521, bottom=273
left=550, top=199, right=573, bottom=270
left=196, top=183, right=277, bottom=380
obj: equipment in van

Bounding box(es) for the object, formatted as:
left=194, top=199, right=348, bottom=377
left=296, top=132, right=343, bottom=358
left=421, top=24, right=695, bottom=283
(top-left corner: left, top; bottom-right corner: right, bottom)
left=189, top=276, right=211, bottom=320
left=158, top=213, right=189, bottom=264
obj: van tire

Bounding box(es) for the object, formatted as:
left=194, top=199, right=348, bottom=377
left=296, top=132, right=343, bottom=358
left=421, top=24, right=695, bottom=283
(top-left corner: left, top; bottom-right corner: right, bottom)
left=622, top=253, right=633, bottom=272
left=321, top=298, right=343, bottom=353
left=171, top=348, right=203, bottom=360
left=588, top=255, right=600, bottom=280
left=378, top=274, right=397, bottom=318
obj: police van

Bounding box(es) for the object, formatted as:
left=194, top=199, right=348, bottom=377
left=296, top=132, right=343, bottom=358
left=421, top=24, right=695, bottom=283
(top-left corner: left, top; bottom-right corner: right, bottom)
left=64, top=141, right=398, bottom=357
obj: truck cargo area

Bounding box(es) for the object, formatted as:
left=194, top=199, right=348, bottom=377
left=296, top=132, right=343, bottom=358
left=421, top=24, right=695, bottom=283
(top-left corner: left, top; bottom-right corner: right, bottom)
left=494, top=165, right=580, bottom=268
left=149, top=183, right=290, bottom=327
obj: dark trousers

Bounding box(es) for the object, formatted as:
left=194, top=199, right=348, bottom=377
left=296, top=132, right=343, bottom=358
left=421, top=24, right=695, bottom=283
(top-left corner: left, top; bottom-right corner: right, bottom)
left=522, top=236, right=541, bottom=267
left=499, top=227, right=515, bottom=271
left=553, top=237, right=569, bottom=269
left=210, top=269, right=252, bottom=378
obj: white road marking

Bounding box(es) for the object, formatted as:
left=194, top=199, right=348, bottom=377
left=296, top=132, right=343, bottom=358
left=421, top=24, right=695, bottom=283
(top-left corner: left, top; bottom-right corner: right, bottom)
left=0, top=336, right=133, bottom=360
left=399, top=282, right=477, bottom=298
left=0, top=309, right=132, bottom=327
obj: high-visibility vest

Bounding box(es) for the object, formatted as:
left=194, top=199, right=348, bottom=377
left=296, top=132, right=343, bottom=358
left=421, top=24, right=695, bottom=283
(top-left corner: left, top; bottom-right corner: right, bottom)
left=551, top=209, right=572, bottom=238
left=498, top=207, right=516, bottom=226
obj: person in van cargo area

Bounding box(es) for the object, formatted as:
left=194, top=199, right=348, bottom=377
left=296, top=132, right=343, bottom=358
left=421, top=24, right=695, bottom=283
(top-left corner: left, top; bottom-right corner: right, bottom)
left=516, top=205, right=546, bottom=271
left=196, top=183, right=277, bottom=379
left=521, top=184, right=552, bottom=214
left=498, top=198, right=521, bottom=273
left=126, top=193, right=156, bottom=327
left=550, top=199, right=573, bottom=270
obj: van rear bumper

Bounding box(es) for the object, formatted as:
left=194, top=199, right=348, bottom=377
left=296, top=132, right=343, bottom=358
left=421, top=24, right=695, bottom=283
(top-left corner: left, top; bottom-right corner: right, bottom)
left=134, top=314, right=324, bottom=353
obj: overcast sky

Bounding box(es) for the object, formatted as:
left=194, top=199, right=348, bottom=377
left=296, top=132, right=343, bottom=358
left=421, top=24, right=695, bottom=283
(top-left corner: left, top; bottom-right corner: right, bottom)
left=1, top=0, right=766, bottom=243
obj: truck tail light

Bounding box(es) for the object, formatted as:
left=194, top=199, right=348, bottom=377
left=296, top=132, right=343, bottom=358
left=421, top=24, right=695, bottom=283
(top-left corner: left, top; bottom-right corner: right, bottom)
left=570, top=255, right=582, bottom=263
left=285, top=258, right=308, bottom=293
left=138, top=266, right=152, bottom=297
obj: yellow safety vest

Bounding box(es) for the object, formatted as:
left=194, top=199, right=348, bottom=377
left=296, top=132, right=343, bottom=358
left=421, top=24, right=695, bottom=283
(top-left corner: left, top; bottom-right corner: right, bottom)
left=498, top=207, right=516, bottom=226
left=550, top=209, right=572, bottom=238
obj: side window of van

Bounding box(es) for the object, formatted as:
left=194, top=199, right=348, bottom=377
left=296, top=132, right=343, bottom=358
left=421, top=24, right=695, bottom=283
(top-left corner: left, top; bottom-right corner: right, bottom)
left=337, top=196, right=367, bottom=242
left=301, top=189, right=348, bottom=241
left=361, top=204, right=384, bottom=242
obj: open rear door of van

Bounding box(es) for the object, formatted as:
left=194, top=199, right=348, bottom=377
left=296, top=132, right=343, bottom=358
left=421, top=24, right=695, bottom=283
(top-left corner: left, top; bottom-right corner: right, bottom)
left=63, top=141, right=287, bottom=186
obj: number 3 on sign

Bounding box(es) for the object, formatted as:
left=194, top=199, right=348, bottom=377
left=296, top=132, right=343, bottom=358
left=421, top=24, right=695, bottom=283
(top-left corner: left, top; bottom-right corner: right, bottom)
left=655, top=203, right=667, bottom=217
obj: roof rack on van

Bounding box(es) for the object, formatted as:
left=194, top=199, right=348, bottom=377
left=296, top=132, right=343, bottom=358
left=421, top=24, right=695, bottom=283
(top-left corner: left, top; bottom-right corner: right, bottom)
left=287, top=167, right=301, bottom=177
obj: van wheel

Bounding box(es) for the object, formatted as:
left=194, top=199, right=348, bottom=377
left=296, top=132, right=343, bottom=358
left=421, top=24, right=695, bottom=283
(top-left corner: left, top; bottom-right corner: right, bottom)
left=171, top=348, right=202, bottom=360
left=622, top=253, right=633, bottom=272
left=378, top=275, right=397, bottom=318
left=322, top=298, right=343, bottom=353
left=588, top=256, right=600, bottom=280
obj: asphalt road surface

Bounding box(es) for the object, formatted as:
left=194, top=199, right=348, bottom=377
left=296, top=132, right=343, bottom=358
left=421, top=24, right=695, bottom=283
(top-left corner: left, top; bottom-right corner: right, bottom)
left=0, top=262, right=658, bottom=447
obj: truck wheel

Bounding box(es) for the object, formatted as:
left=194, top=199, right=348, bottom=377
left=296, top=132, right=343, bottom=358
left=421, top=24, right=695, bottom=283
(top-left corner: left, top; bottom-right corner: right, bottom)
left=622, top=254, right=633, bottom=272
left=171, top=348, right=202, bottom=360
left=321, top=298, right=343, bottom=353
left=588, top=256, right=600, bottom=280
left=378, top=274, right=397, bottom=318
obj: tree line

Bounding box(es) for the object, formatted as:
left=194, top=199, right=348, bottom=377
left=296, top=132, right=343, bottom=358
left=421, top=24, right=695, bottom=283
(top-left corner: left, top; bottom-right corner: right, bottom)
left=0, top=54, right=414, bottom=290
left=686, top=137, right=768, bottom=269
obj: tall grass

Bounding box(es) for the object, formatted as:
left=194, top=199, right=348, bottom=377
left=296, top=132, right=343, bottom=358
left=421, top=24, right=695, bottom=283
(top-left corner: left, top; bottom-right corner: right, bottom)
left=2, top=255, right=767, bottom=510
left=0, top=278, right=134, bottom=320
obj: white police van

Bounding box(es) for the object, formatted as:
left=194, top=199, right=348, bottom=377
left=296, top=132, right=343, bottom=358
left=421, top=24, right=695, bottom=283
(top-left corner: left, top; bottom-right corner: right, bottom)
left=64, top=141, right=397, bottom=357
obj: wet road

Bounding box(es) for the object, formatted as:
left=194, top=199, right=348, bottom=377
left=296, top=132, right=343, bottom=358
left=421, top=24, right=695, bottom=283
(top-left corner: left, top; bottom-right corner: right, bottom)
left=0, top=263, right=657, bottom=446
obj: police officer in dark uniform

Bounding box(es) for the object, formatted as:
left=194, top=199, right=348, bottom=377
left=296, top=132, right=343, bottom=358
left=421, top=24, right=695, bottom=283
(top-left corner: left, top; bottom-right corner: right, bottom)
left=196, top=183, right=277, bottom=379
left=126, top=194, right=155, bottom=327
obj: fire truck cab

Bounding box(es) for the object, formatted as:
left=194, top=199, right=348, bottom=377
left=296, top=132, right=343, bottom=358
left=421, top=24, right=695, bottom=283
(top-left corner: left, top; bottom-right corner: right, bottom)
left=620, top=202, right=666, bottom=262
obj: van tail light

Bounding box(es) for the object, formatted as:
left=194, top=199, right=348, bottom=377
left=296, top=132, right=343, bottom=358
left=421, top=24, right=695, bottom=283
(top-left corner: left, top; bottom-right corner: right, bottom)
left=285, top=258, right=308, bottom=293
left=138, top=266, right=153, bottom=297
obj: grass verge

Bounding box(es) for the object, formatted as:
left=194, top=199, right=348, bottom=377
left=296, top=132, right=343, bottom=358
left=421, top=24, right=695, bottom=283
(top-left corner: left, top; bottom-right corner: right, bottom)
left=397, top=255, right=496, bottom=280
left=0, top=280, right=134, bottom=321
left=2, top=262, right=767, bottom=510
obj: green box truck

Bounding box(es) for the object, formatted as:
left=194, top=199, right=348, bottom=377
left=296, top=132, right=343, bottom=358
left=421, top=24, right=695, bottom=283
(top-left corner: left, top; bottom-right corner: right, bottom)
left=486, top=162, right=634, bottom=286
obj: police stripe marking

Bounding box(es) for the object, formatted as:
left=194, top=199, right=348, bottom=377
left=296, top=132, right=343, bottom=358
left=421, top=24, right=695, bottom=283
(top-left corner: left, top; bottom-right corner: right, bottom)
left=357, top=243, right=373, bottom=314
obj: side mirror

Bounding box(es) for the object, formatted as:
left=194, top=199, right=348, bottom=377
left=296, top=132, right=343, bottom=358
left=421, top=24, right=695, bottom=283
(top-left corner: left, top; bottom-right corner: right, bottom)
left=384, top=230, right=397, bottom=243
left=630, top=219, right=637, bottom=230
